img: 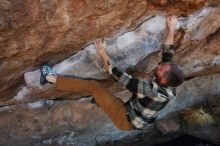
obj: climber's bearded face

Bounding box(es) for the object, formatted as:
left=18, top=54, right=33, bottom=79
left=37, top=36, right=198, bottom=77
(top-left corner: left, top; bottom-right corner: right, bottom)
left=154, top=62, right=184, bottom=87
left=154, top=63, right=171, bottom=85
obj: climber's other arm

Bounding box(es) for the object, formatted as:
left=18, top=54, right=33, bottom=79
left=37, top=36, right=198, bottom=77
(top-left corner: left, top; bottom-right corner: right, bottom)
left=161, top=16, right=177, bottom=62
left=94, top=39, right=111, bottom=73
left=165, top=16, right=176, bottom=45
left=110, top=66, right=152, bottom=97
left=94, top=40, right=152, bottom=96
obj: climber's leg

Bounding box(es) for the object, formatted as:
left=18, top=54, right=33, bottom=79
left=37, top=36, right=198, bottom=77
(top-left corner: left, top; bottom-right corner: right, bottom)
left=56, top=76, right=134, bottom=131
left=40, top=64, right=133, bottom=130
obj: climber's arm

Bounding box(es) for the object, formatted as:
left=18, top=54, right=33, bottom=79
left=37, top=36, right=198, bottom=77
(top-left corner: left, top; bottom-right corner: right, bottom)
left=165, top=16, right=175, bottom=45
left=110, top=66, right=152, bottom=96
left=94, top=40, right=152, bottom=96
left=161, top=16, right=176, bottom=62
left=94, top=39, right=111, bottom=73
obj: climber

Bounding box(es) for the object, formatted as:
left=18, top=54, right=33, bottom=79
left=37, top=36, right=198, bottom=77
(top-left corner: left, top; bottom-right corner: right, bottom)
left=39, top=16, right=184, bottom=131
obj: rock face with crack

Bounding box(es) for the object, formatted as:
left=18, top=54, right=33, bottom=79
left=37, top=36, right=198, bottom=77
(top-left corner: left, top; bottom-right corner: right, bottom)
left=0, top=0, right=220, bottom=146
left=0, top=0, right=211, bottom=101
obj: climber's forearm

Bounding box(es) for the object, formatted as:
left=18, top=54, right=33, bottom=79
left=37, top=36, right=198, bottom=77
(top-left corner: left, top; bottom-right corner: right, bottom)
left=162, top=16, right=176, bottom=62
left=165, top=16, right=176, bottom=46
left=98, top=51, right=110, bottom=72
left=94, top=40, right=111, bottom=72
left=165, top=31, right=174, bottom=45
left=162, top=31, right=175, bottom=62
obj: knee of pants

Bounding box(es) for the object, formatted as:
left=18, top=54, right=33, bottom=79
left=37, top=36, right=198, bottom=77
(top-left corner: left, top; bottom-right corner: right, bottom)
left=111, top=108, right=134, bottom=131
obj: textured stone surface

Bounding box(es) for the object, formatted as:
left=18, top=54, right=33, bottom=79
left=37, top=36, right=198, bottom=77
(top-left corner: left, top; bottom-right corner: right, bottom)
left=2, top=6, right=220, bottom=106
left=0, top=0, right=211, bottom=101
left=1, top=0, right=220, bottom=146
left=1, top=74, right=219, bottom=146
left=0, top=99, right=140, bottom=146
left=156, top=119, right=180, bottom=134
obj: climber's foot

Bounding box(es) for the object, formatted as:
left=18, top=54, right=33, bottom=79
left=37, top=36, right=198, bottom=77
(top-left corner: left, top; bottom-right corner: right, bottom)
left=40, top=64, right=55, bottom=85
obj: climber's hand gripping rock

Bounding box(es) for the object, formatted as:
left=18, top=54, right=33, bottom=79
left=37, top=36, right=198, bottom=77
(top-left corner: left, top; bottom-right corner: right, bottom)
left=94, top=39, right=111, bottom=73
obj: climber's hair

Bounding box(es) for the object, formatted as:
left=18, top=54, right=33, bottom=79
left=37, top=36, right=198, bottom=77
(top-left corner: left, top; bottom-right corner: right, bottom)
left=155, top=62, right=184, bottom=87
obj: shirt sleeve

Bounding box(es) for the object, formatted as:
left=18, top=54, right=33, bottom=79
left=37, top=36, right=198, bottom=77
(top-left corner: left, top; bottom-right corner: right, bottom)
left=161, top=44, right=175, bottom=62
left=109, top=65, right=152, bottom=97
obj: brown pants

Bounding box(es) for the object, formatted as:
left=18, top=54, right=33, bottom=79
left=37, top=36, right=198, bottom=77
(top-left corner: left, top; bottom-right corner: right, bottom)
left=56, top=76, right=134, bottom=131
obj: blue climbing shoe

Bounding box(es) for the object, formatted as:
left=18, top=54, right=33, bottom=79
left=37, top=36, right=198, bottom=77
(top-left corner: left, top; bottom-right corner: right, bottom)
left=40, top=64, right=54, bottom=85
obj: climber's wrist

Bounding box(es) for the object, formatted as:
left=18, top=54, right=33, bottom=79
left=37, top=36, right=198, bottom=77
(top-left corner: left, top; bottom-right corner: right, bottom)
left=104, top=60, right=110, bottom=72
left=161, top=44, right=175, bottom=62
left=168, top=27, right=175, bottom=35
left=162, top=44, right=175, bottom=53
left=166, top=31, right=174, bottom=44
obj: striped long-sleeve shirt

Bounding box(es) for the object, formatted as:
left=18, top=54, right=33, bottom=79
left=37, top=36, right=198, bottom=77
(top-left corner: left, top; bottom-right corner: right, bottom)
left=109, top=45, right=176, bottom=129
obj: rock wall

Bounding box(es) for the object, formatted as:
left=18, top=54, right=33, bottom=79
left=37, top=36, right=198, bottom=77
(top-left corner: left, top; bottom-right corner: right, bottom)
left=0, top=0, right=220, bottom=146
left=0, top=0, right=211, bottom=101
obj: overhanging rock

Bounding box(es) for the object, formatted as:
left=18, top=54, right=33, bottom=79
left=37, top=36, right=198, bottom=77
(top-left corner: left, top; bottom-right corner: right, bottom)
left=0, top=3, right=220, bottom=146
